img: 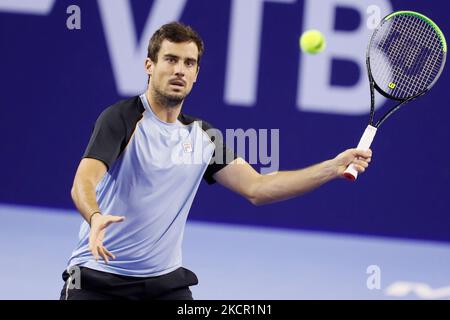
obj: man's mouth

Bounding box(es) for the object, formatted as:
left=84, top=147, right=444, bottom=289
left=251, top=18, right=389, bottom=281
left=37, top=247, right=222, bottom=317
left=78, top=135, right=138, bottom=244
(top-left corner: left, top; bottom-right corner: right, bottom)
left=169, top=79, right=186, bottom=87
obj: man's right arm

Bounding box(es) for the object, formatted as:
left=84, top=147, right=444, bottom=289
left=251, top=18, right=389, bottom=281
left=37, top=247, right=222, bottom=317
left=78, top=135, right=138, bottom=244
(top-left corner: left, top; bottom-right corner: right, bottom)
left=71, top=158, right=107, bottom=225
left=72, top=103, right=133, bottom=262
left=71, top=157, right=125, bottom=263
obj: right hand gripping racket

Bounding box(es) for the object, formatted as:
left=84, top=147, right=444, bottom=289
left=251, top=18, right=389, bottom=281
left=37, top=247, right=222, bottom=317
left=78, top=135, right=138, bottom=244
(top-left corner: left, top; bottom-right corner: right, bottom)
left=344, top=11, right=447, bottom=181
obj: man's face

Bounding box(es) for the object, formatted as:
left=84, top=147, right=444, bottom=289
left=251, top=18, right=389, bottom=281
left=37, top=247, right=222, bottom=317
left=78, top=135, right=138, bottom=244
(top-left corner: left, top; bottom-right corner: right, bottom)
left=146, top=39, right=199, bottom=103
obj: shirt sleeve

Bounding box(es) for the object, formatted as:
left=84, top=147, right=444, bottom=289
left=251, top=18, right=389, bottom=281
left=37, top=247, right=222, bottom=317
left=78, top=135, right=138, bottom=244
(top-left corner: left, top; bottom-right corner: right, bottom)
left=201, top=121, right=238, bottom=185
left=82, top=106, right=126, bottom=170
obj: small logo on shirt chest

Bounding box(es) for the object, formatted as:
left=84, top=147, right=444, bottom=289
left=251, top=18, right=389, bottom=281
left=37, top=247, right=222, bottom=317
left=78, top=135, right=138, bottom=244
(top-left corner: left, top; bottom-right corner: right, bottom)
left=182, top=141, right=193, bottom=153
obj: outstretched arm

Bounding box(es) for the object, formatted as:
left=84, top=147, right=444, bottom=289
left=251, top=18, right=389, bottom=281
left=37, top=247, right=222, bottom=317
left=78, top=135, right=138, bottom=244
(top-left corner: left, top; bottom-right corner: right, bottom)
left=213, top=149, right=372, bottom=206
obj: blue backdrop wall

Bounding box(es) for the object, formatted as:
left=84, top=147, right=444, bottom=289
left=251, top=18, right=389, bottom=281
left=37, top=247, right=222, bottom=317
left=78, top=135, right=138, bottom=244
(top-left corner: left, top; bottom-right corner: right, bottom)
left=1, top=0, right=449, bottom=242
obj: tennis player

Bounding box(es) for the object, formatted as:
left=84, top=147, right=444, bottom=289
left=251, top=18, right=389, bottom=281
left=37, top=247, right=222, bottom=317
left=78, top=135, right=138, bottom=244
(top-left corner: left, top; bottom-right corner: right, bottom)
left=60, top=22, right=372, bottom=300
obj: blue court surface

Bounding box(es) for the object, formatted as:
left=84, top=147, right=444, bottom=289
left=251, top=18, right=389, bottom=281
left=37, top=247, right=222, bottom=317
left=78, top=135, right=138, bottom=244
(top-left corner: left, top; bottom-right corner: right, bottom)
left=1, top=204, right=449, bottom=300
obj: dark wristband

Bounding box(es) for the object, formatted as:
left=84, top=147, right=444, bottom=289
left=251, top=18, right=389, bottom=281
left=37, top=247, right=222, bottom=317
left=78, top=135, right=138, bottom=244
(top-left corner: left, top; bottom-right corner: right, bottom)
left=89, top=211, right=101, bottom=226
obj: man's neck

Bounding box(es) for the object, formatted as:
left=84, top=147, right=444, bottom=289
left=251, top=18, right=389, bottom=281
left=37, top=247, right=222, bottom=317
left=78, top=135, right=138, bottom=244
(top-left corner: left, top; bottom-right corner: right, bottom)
left=145, top=89, right=182, bottom=124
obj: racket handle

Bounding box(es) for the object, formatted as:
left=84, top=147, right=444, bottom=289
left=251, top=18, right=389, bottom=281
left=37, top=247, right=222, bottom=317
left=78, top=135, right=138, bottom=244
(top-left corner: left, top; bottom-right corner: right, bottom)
left=343, top=125, right=377, bottom=181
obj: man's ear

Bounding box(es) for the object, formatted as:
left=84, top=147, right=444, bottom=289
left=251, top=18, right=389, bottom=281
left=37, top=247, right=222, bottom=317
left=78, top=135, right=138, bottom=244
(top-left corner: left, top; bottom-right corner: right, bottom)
left=193, top=66, right=200, bottom=83
left=145, top=58, right=154, bottom=76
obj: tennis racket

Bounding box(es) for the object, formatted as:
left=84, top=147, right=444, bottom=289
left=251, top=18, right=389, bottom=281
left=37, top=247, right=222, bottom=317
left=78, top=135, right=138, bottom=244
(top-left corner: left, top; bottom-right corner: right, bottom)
left=344, top=11, right=447, bottom=181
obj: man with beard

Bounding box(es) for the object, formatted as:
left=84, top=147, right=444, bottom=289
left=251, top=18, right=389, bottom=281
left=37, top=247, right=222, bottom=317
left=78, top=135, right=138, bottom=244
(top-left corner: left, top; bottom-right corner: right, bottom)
left=61, top=22, right=372, bottom=300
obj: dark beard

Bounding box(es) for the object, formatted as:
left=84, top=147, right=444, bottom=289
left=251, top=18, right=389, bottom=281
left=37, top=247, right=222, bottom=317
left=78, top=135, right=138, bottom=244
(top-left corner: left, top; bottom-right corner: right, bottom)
left=152, top=85, right=185, bottom=108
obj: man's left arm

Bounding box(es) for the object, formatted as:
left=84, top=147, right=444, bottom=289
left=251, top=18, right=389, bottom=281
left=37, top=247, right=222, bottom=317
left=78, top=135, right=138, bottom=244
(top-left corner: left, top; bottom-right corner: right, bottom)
left=213, top=148, right=372, bottom=206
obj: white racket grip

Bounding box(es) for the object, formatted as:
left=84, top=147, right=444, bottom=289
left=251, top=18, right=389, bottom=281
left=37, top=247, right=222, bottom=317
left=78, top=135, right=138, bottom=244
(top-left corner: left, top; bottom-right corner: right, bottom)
left=343, top=125, right=377, bottom=181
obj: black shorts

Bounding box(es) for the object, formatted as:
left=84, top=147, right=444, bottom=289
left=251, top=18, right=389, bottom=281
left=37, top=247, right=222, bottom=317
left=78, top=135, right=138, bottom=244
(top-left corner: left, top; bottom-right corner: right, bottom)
left=59, top=266, right=199, bottom=300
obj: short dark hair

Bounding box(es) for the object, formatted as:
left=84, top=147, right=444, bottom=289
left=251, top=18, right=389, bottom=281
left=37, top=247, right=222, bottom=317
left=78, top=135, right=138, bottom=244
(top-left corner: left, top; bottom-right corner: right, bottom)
left=147, top=22, right=204, bottom=66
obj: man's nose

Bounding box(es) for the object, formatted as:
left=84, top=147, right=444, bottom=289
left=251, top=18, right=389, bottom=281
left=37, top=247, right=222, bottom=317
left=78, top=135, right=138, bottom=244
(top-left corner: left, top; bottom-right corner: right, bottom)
left=174, top=61, right=186, bottom=77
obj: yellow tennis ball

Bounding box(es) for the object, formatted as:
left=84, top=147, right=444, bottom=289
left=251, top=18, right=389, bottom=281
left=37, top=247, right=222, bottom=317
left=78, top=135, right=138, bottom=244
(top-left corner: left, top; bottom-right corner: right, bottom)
left=300, top=30, right=326, bottom=54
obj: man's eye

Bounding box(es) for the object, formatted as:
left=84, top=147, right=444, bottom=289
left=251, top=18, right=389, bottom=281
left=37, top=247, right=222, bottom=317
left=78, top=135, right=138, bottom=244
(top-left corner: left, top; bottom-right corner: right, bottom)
left=167, top=58, right=177, bottom=63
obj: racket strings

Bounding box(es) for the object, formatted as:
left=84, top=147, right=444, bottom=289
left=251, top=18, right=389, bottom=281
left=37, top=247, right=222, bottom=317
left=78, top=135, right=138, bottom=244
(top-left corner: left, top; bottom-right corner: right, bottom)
left=388, top=17, right=440, bottom=97
left=369, top=14, right=445, bottom=100
left=374, top=17, right=443, bottom=97
left=384, top=16, right=442, bottom=90
left=375, top=18, right=441, bottom=97
left=397, top=17, right=442, bottom=93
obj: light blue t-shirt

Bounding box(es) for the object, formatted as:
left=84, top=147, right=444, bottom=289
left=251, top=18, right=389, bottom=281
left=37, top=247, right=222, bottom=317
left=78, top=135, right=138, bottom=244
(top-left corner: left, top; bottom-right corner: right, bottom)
left=67, top=94, right=235, bottom=277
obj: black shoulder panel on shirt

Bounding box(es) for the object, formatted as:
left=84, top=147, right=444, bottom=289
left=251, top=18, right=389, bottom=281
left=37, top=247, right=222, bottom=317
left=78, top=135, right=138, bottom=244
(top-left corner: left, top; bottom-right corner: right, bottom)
left=179, top=112, right=238, bottom=185
left=83, top=96, right=145, bottom=170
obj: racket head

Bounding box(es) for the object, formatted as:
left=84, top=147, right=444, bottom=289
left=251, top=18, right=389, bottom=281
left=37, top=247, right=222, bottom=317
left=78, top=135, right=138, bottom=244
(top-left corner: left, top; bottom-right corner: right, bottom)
left=367, top=11, right=447, bottom=101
